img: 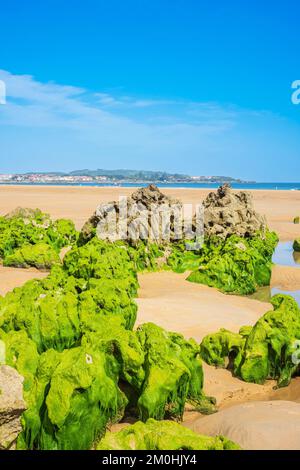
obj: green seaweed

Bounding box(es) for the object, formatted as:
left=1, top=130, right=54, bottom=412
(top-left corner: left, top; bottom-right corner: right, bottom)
left=0, top=276, right=81, bottom=353
left=3, top=242, right=61, bottom=269
left=16, top=342, right=127, bottom=450
left=0, top=209, right=78, bottom=267
left=200, top=294, right=300, bottom=387
left=97, top=418, right=240, bottom=450
left=187, top=231, right=278, bottom=294
left=200, top=327, right=251, bottom=371
left=63, top=238, right=139, bottom=296
left=136, top=323, right=214, bottom=420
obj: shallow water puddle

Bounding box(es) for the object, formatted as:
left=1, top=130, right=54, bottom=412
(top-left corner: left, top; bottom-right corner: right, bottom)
left=248, top=286, right=300, bottom=307
left=272, top=241, right=300, bottom=267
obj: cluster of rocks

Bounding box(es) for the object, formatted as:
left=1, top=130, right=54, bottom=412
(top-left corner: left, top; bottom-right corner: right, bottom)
left=0, top=366, right=26, bottom=450
left=81, top=183, right=267, bottom=244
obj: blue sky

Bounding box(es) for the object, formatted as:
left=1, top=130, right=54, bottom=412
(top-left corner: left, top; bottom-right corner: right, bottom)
left=0, top=0, right=299, bottom=181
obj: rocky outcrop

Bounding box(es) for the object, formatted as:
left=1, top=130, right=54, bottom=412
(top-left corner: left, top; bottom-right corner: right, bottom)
left=203, top=184, right=266, bottom=239
left=0, top=365, right=26, bottom=449
left=80, top=184, right=184, bottom=245
left=80, top=183, right=267, bottom=245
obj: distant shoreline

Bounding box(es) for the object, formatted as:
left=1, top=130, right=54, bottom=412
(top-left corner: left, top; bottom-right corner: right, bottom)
left=0, top=182, right=299, bottom=190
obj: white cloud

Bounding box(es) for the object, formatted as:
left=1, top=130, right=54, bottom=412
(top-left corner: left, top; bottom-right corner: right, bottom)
left=0, top=69, right=299, bottom=181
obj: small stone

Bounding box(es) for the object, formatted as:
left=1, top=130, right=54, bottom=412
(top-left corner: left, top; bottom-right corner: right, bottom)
left=0, top=365, right=26, bottom=450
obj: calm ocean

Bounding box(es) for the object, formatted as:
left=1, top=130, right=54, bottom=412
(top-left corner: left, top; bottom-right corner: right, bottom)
left=2, top=182, right=300, bottom=190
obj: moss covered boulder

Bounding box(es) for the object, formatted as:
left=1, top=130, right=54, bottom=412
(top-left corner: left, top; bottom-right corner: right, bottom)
left=200, top=294, right=300, bottom=387
left=97, top=419, right=240, bottom=450
left=3, top=243, right=61, bottom=269
left=136, top=323, right=215, bottom=420
left=63, top=238, right=139, bottom=295
left=0, top=209, right=78, bottom=266
left=187, top=231, right=278, bottom=295
left=0, top=263, right=138, bottom=353
left=200, top=326, right=251, bottom=371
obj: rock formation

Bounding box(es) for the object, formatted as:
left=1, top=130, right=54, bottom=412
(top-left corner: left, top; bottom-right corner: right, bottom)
left=203, top=184, right=266, bottom=239
left=80, top=184, right=184, bottom=245
left=0, top=365, right=26, bottom=449
left=80, top=183, right=267, bottom=245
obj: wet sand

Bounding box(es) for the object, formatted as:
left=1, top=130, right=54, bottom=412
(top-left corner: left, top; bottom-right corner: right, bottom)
left=136, top=271, right=269, bottom=343
left=0, top=265, right=47, bottom=296
left=271, top=264, right=300, bottom=291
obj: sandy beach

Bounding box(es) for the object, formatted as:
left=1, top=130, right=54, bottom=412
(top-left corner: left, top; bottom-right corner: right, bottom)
left=0, top=185, right=299, bottom=240
left=0, top=184, right=300, bottom=449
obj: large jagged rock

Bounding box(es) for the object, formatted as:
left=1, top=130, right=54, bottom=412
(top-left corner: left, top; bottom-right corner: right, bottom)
left=203, top=184, right=267, bottom=239
left=80, top=184, right=184, bottom=245
left=0, top=365, right=26, bottom=449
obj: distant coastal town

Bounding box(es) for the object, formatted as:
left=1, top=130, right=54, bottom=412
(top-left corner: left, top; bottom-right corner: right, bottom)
left=0, top=169, right=252, bottom=185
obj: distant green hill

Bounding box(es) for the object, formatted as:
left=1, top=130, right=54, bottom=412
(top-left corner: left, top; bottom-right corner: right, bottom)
left=13, top=170, right=252, bottom=183
left=68, top=169, right=190, bottom=181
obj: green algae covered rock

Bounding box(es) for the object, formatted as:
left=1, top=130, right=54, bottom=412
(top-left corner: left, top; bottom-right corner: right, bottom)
left=0, top=329, right=39, bottom=392
left=136, top=323, right=215, bottom=420
left=0, top=262, right=212, bottom=449
left=82, top=316, right=145, bottom=391
left=46, top=218, right=78, bottom=250
left=35, top=346, right=127, bottom=450
left=293, top=217, right=300, bottom=224
left=187, top=231, right=278, bottom=295
left=200, top=294, right=300, bottom=387
left=0, top=276, right=81, bottom=353
left=126, top=241, right=165, bottom=272
left=0, top=271, right=137, bottom=353
left=166, top=241, right=203, bottom=273
left=97, top=419, right=240, bottom=450
left=0, top=209, right=78, bottom=266
left=13, top=318, right=214, bottom=450
left=293, top=239, right=300, bottom=252
left=63, top=238, right=139, bottom=296
left=16, top=341, right=128, bottom=450
left=239, top=295, right=300, bottom=386
left=200, top=327, right=251, bottom=371
left=3, top=243, right=61, bottom=269
left=79, top=278, right=138, bottom=330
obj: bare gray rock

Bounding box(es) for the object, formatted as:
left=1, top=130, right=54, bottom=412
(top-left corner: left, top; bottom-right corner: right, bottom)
left=203, top=184, right=266, bottom=239
left=0, top=365, right=26, bottom=450
left=80, top=184, right=184, bottom=245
